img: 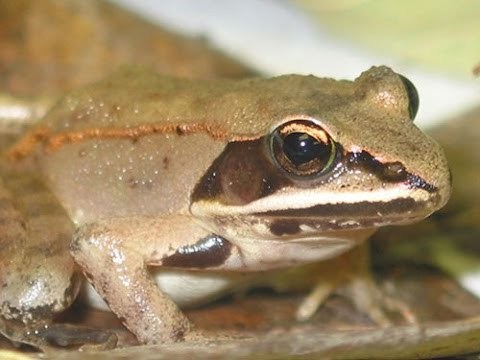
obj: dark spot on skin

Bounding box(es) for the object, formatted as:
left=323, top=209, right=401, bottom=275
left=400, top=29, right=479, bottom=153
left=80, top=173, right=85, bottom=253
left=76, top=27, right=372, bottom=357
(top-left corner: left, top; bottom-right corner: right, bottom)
left=163, top=156, right=170, bottom=170
left=127, top=177, right=138, bottom=189
left=176, top=125, right=186, bottom=136
left=162, top=235, right=232, bottom=269
left=78, top=149, right=87, bottom=157
left=270, top=219, right=300, bottom=236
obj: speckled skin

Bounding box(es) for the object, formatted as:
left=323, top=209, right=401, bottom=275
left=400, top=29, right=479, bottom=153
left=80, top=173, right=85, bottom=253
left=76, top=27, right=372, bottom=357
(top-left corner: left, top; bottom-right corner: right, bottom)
left=0, top=66, right=451, bottom=345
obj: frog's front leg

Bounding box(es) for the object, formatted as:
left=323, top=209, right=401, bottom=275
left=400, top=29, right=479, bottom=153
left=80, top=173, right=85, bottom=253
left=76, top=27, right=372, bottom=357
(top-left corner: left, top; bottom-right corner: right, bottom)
left=71, top=215, right=227, bottom=344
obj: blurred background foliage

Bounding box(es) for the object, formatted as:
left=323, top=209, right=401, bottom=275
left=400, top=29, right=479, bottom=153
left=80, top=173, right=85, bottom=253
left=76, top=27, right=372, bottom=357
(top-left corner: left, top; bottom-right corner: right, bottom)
left=296, top=0, right=480, bottom=77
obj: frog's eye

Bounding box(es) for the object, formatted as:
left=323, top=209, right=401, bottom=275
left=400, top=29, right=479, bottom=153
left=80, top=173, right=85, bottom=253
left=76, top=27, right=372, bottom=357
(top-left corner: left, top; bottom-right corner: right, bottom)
left=270, top=120, right=337, bottom=178
left=399, top=75, right=419, bottom=120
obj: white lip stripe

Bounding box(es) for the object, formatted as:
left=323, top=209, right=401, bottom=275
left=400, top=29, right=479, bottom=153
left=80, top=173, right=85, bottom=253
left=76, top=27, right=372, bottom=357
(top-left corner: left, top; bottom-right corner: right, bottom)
left=192, top=186, right=430, bottom=216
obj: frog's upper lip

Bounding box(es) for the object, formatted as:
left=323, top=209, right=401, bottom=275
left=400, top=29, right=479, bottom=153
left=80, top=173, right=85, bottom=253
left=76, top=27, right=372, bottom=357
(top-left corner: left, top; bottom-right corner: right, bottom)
left=192, top=185, right=441, bottom=216
left=192, top=190, right=442, bottom=234
left=250, top=195, right=439, bottom=223
left=254, top=197, right=421, bottom=217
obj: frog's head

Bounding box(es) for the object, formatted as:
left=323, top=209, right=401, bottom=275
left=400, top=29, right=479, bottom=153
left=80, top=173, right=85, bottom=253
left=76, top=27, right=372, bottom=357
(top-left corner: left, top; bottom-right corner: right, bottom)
left=190, top=66, right=451, bottom=243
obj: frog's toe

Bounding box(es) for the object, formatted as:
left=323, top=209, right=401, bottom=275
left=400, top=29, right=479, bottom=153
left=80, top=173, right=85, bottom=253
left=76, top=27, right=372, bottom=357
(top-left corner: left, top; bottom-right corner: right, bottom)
left=39, top=324, right=118, bottom=351
left=296, top=273, right=417, bottom=326
left=296, top=282, right=335, bottom=322
left=345, top=275, right=418, bottom=326
left=0, top=318, right=117, bottom=352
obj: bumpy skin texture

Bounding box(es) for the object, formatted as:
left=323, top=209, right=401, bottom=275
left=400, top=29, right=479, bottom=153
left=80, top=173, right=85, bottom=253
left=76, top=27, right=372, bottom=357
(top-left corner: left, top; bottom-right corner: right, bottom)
left=13, top=66, right=450, bottom=198
left=0, top=66, right=451, bottom=344
left=0, top=166, right=82, bottom=348
left=0, top=172, right=77, bottom=322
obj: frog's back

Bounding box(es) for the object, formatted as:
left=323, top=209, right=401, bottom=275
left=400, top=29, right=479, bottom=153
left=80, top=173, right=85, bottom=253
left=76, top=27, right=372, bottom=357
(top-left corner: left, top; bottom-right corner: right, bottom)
left=28, top=67, right=354, bottom=140
left=8, top=67, right=354, bottom=224
left=6, top=69, right=241, bottom=224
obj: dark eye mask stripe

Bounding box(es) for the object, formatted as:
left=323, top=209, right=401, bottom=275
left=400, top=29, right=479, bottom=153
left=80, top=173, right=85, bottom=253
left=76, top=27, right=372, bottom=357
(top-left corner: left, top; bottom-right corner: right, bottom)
left=191, top=137, right=437, bottom=207
left=345, top=151, right=437, bottom=193
left=405, top=173, right=437, bottom=192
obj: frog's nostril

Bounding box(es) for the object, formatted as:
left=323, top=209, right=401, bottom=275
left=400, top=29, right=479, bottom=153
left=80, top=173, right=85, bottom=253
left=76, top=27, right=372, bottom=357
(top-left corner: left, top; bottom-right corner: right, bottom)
left=382, top=162, right=407, bottom=181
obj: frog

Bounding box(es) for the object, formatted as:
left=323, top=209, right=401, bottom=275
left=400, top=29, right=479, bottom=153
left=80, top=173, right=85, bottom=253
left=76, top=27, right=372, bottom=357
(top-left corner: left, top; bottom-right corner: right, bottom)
left=0, top=65, right=451, bottom=347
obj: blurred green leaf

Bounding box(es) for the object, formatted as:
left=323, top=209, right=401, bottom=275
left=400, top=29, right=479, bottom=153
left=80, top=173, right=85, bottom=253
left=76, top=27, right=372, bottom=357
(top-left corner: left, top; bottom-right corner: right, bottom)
left=296, top=0, right=480, bottom=76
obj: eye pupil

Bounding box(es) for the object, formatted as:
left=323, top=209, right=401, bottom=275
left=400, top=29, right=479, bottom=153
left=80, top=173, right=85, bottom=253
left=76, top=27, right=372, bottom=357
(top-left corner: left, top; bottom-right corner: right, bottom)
left=283, top=133, right=328, bottom=166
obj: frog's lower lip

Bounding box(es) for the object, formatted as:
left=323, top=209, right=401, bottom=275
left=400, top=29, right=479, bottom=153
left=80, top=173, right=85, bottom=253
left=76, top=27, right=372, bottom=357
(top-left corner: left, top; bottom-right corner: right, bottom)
left=265, top=213, right=426, bottom=236
left=196, top=195, right=440, bottom=237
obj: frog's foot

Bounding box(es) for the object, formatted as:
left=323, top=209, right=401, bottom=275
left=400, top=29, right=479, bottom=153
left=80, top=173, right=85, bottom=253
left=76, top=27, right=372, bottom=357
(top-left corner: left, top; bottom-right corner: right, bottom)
left=294, top=243, right=417, bottom=326
left=295, top=274, right=417, bottom=326
left=0, top=318, right=117, bottom=352
left=35, top=323, right=118, bottom=351
left=345, top=275, right=417, bottom=326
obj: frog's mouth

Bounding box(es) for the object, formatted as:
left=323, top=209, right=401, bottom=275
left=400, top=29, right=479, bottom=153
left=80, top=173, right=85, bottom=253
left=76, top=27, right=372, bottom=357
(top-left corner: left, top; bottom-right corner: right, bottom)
left=251, top=195, right=439, bottom=236
left=191, top=185, right=442, bottom=240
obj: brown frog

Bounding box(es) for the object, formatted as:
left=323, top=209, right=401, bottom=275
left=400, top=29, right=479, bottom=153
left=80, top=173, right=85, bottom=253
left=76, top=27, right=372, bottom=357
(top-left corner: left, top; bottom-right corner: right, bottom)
left=0, top=65, right=450, bottom=347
